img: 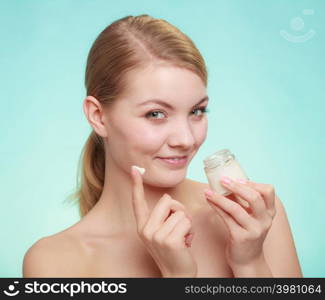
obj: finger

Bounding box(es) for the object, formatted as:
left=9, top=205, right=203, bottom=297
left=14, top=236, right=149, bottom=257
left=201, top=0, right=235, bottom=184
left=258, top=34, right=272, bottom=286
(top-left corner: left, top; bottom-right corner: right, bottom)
left=226, top=193, right=252, bottom=214
left=220, top=177, right=266, bottom=218
left=184, top=232, right=194, bottom=248
left=243, top=180, right=276, bottom=214
left=145, top=194, right=187, bottom=231
left=208, top=200, right=246, bottom=236
left=131, top=165, right=149, bottom=229
left=167, top=217, right=193, bottom=248
left=205, top=191, right=254, bottom=231
left=153, top=210, right=187, bottom=242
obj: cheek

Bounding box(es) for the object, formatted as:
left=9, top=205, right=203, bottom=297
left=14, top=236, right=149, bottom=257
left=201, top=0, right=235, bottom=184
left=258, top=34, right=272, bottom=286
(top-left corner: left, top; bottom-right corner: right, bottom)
left=131, top=125, right=164, bottom=150
left=194, top=119, right=208, bottom=145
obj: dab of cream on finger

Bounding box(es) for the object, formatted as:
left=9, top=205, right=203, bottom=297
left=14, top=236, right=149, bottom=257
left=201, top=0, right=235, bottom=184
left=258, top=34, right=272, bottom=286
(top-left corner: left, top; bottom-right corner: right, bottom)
left=133, top=165, right=146, bottom=175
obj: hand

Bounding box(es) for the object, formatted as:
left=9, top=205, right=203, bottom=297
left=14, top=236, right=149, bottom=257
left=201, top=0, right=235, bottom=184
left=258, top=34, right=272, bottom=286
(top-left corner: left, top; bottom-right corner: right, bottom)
left=131, top=166, right=197, bottom=277
left=204, top=177, right=276, bottom=268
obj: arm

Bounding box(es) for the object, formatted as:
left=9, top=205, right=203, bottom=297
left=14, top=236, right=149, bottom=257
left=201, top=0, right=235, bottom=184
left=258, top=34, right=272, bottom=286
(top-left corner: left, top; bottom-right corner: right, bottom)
left=23, top=238, right=55, bottom=277
left=23, top=236, right=86, bottom=277
left=205, top=178, right=303, bottom=278
left=230, top=195, right=303, bottom=277
left=262, top=194, right=303, bottom=277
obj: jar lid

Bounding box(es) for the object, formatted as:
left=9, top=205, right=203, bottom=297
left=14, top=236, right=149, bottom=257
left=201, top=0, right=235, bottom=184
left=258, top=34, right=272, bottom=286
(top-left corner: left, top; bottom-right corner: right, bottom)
left=203, top=149, right=234, bottom=169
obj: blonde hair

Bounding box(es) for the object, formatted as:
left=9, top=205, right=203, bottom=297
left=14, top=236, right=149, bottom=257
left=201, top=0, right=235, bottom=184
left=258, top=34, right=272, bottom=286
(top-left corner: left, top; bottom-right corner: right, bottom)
left=66, top=14, right=208, bottom=218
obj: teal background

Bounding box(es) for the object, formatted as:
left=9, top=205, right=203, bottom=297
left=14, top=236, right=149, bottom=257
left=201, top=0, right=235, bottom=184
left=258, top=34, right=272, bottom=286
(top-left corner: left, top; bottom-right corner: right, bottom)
left=0, top=0, right=324, bottom=277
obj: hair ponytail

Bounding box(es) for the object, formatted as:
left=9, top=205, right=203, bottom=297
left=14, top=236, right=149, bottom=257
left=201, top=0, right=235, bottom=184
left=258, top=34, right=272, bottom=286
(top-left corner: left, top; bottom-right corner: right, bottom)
left=65, top=131, right=105, bottom=217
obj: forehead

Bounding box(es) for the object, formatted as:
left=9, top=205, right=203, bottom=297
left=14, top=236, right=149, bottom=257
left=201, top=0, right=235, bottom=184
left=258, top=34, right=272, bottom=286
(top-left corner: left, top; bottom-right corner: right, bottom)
left=120, top=64, right=207, bottom=106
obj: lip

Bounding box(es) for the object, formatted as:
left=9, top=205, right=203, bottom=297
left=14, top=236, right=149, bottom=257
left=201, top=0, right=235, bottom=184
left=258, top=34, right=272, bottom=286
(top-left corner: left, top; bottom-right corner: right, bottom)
left=157, top=156, right=188, bottom=168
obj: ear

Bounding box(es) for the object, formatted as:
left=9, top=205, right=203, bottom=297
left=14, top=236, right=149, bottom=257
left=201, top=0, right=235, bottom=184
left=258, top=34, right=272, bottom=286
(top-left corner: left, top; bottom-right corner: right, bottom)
left=83, top=96, right=108, bottom=138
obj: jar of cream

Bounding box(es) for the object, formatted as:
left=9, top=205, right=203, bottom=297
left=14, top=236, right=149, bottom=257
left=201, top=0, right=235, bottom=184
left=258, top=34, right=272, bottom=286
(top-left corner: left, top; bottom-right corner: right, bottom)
left=203, top=149, right=249, bottom=196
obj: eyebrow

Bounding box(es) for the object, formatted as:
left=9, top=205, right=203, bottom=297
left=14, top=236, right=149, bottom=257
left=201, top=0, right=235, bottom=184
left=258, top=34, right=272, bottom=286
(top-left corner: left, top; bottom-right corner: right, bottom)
left=138, top=96, right=209, bottom=110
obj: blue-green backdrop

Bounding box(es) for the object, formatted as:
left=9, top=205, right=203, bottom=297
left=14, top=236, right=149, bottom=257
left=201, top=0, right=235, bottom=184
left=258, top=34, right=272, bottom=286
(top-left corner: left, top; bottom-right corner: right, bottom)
left=1, top=0, right=324, bottom=277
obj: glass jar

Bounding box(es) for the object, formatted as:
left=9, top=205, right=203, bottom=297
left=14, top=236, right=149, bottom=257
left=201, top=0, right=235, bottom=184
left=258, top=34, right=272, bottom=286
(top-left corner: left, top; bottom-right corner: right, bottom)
left=203, top=149, right=249, bottom=196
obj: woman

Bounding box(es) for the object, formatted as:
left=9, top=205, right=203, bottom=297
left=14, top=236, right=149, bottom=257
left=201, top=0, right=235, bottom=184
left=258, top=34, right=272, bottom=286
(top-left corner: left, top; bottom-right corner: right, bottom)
left=23, top=14, right=302, bottom=278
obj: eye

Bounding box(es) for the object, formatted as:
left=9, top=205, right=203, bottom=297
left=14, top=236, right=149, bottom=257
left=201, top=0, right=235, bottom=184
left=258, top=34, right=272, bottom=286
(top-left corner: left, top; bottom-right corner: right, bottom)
left=192, top=106, right=209, bottom=117
left=145, top=110, right=166, bottom=119
left=145, top=106, right=210, bottom=120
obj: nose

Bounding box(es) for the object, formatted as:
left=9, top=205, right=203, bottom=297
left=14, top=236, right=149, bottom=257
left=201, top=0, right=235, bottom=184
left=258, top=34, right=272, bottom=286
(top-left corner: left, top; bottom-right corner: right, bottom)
left=168, top=119, right=196, bottom=150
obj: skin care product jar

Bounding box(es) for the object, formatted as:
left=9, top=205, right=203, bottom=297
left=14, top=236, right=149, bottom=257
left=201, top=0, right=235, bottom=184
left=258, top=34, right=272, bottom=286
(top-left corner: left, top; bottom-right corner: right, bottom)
left=203, top=149, right=249, bottom=196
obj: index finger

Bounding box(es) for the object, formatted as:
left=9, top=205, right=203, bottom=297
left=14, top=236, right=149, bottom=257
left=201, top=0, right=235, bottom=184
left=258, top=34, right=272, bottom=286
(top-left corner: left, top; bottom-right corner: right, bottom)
left=131, top=165, right=149, bottom=229
left=220, top=178, right=265, bottom=218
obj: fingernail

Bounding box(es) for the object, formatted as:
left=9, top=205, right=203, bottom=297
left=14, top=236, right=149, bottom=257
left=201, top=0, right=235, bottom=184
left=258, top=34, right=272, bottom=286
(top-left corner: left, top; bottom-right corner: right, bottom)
left=204, top=189, right=214, bottom=198
left=185, top=233, right=194, bottom=247
left=132, top=165, right=145, bottom=176
left=187, top=214, right=193, bottom=220
left=237, top=179, right=247, bottom=184
left=131, top=165, right=136, bottom=175
left=131, top=165, right=138, bottom=176
left=187, top=233, right=194, bottom=242
left=221, top=176, right=232, bottom=185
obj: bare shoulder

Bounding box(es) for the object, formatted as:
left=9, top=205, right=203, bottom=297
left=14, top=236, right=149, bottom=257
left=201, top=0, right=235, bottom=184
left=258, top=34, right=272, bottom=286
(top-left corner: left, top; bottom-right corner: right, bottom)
left=184, top=178, right=214, bottom=214
left=23, top=229, right=88, bottom=277
left=185, top=178, right=209, bottom=204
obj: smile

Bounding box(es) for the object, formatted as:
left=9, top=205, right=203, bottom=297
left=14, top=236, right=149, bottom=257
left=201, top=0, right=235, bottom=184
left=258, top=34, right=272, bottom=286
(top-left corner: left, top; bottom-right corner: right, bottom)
left=157, top=156, right=188, bottom=168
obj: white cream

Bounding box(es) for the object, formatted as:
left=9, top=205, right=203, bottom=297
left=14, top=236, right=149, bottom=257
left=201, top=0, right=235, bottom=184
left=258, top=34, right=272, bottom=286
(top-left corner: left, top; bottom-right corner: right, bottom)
left=133, top=165, right=146, bottom=175
left=203, top=149, right=249, bottom=195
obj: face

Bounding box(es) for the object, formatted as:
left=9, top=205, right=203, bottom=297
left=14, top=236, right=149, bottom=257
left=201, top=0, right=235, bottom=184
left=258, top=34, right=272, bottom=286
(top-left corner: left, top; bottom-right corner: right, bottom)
left=105, top=64, right=208, bottom=187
